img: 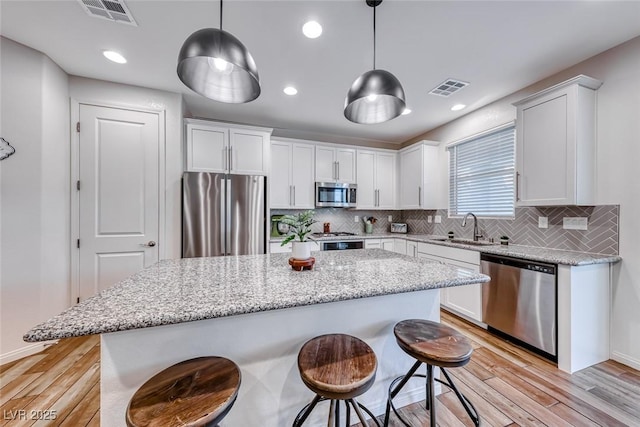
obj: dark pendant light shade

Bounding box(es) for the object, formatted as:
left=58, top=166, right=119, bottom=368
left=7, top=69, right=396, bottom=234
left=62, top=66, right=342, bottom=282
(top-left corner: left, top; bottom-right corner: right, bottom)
left=344, top=69, right=406, bottom=124
left=177, top=2, right=260, bottom=104
left=344, top=0, right=406, bottom=124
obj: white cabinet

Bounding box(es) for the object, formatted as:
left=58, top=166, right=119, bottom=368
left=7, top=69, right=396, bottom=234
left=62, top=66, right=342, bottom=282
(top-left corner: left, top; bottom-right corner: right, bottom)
left=364, top=238, right=394, bottom=251
left=393, top=239, right=407, bottom=255
left=270, top=139, right=315, bottom=209
left=398, top=141, right=444, bottom=209
left=356, top=149, right=396, bottom=209
left=269, top=241, right=292, bottom=254
left=514, top=75, right=602, bottom=206
left=417, top=242, right=483, bottom=324
left=315, top=145, right=356, bottom=183
left=185, top=118, right=272, bottom=175
left=406, top=241, right=418, bottom=257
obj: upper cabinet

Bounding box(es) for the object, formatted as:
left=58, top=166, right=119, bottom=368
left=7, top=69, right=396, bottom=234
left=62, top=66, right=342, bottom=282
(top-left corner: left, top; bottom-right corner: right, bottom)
left=398, top=141, right=444, bottom=210
left=270, top=138, right=315, bottom=209
left=514, top=75, right=602, bottom=206
left=356, top=149, right=396, bottom=209
left=185, top=118, right=272, bottom=175
left=315, top=145, right=356, bottom=183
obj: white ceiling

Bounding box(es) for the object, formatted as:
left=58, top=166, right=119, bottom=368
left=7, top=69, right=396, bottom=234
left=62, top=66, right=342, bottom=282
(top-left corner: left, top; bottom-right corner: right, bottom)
left=2, top=0, right=640, bottom=144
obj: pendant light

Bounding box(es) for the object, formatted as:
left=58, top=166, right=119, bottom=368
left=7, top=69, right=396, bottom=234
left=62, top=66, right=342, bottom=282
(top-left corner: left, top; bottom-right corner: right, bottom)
left=344, top=0, right=406, bottom=124
left=177, top=0, right=260, bottom=103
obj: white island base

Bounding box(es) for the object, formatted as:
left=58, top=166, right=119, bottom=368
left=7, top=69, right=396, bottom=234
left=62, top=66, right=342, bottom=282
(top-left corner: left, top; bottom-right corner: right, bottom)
left=101, top=289, right=441, bottom=426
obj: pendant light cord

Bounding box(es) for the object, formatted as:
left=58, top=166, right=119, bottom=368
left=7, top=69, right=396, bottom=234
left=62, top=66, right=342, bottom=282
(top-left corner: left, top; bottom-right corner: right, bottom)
left=373, top=4, right=376, bottom=69
left=220, top=0, right=223, bottom=31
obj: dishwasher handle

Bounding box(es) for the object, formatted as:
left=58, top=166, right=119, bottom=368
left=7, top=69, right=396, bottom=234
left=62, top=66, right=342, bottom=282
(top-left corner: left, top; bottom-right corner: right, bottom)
left=480, top=253, right=556, bottom=275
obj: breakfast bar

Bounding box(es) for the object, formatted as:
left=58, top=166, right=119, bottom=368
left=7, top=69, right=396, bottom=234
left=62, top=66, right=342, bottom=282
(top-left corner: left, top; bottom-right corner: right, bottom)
left=25, top=249, right=489, bottom=426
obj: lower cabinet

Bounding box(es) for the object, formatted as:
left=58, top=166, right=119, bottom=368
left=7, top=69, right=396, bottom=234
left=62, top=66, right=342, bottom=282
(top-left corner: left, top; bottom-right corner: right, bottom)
left=406, top=241, right=418, bottom=257
left=417, top=243, right=483, bottom=324
left=364, top=238, right=394, bottom=250
left=269, top=242, right=292, bottom=253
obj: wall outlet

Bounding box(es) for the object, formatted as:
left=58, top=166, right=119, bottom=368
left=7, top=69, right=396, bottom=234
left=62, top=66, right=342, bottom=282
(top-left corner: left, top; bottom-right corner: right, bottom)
left=427, top=215, right=433, bottom=223
left=434, top=215, right=442, bottom=224
left=563, top=217, right=588, bottom=230
left=388, top=215, right=393, bottom=222
left=354, top=215, right=360, bottom=223
left=538, top=216, right=548, bottom=229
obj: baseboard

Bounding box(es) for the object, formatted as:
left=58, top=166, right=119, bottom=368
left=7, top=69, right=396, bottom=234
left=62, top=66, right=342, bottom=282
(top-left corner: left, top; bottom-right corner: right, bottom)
left=611, top=351, right=640, bottom=371
left=0, top=341, right=55, bottom=365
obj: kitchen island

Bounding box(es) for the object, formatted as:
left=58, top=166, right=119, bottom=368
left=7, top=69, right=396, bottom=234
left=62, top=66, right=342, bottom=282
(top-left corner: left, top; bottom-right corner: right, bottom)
left=25, top=249, right=489, bottom=426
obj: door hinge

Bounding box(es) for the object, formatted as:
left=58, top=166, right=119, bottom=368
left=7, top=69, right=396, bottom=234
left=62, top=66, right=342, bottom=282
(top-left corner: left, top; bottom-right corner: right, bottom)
left=76, top=122, right=80, bottom=132
left=76, top=180, right=80, bottom=191
left=77, top=239, right=80, bottom=249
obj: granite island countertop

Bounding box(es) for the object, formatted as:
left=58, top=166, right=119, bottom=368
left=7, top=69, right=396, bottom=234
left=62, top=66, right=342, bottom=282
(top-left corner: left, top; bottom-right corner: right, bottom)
left=271, top=233, right=621, bottom=266
left=24, top=249, right=489, bottom=343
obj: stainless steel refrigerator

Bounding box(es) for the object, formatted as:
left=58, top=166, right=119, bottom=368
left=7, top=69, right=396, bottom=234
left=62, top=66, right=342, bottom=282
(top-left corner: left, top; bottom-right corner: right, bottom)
left=182, top=172, right=266, bottom=258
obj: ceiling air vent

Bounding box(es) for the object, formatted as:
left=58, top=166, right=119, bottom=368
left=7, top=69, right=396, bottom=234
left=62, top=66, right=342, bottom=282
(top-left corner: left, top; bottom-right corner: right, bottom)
left=77, top=0, right=137, bottom=26
left=429, top=78, right=469, bottom=97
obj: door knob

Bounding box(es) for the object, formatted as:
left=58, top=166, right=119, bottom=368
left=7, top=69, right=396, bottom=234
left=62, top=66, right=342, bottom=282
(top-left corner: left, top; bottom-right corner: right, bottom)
left=142, top=241, right=156, bottom=247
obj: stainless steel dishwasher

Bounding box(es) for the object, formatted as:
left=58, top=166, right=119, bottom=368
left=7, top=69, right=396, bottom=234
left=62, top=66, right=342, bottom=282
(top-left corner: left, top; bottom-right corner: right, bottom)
left=481, top=253, right=557, bottom=361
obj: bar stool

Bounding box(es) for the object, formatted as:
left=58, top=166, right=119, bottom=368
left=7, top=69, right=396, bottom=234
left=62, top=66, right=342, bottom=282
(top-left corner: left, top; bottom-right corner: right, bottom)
left=293, top=333, right=382, bottom=427
left=384, top=319, right=479, bottom=427
left=126, top=356, right=241, bottom=427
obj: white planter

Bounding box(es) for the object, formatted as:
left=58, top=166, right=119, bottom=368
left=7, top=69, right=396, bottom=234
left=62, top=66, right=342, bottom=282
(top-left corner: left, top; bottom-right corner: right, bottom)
left=291, top=241, right=313, bottom=260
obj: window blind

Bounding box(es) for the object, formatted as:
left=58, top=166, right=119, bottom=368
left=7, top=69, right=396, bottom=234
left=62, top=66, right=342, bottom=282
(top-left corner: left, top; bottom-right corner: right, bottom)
left=448, top=125, right=515, bottom=217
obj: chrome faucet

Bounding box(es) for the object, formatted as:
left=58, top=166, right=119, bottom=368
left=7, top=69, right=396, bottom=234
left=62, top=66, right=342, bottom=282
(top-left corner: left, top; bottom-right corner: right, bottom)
left=462, top=212, right=483, bottom=241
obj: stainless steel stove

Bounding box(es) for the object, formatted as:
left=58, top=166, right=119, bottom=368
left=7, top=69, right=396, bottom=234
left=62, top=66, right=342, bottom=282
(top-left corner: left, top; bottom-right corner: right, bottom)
left=311, top=232, right=364, bottom=251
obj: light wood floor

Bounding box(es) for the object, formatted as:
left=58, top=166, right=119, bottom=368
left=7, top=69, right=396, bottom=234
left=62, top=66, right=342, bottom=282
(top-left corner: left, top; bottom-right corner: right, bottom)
left=1, top=311, right=639, bottom=426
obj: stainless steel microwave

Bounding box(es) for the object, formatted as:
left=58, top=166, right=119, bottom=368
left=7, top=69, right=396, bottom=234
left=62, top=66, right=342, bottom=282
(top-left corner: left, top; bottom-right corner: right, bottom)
left=315, top=182, right=357, bottom=208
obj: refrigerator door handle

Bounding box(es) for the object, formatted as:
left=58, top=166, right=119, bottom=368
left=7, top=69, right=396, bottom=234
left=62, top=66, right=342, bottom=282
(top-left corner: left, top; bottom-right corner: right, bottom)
left=220, top=178, right=226, bottom=253
left=226, top=178, right=232, bottom=255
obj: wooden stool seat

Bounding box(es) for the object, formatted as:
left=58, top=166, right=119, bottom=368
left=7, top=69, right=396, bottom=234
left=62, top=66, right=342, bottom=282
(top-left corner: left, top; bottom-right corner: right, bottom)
left=126, top=356, right=241, bottom=427
left=394, top=318, right=473, bottom=368
left=298, top=333, right=377, bottom=400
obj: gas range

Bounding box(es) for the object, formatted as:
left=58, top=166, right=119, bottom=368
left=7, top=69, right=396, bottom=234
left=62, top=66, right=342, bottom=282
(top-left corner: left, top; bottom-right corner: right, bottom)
left=310, top=232, right=363, bottom=251
left=311, top=232, right=357, bottom=238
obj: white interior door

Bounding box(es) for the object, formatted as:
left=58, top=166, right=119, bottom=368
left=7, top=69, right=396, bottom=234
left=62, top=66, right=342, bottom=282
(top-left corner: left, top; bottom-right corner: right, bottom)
left=78, top=104, right=159, bottom=301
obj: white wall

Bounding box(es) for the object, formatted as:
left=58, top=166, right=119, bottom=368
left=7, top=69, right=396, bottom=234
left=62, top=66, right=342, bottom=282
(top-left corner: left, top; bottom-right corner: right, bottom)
left=0, top=39, right=184, bottom=362
left=410, top=36, right=640, bottom=369
left=0, top=37, right=70, bottom=361
left=68, top=77, right=184, bottom=260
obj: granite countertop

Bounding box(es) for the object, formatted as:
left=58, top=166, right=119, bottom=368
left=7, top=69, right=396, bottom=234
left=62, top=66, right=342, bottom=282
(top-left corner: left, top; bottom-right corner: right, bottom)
left=24, top=249, right=489, bottom=343
left=270, top=233, right=621, bottom=266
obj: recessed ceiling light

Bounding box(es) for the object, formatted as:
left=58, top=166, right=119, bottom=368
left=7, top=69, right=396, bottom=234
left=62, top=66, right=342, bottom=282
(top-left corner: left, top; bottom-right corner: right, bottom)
left=402, top=108, right=412, bottom=115
left=103, top=50, right=127, bottom=64
left=302, top=21, right=323, bottom=39
left=283, top=86, right=298, bottom=96
left=451, top=104, right=466, bottom=111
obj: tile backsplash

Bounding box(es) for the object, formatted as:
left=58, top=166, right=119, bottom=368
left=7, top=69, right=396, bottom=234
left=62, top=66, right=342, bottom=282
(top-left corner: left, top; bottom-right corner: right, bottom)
left=271, top=208, right=400, bottom=235
left=274, top=205, right=619, bottom=255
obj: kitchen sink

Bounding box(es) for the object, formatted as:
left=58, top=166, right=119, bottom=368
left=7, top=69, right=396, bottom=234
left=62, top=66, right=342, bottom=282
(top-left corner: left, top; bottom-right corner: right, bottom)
left=430, top=237, right=496, bottom=246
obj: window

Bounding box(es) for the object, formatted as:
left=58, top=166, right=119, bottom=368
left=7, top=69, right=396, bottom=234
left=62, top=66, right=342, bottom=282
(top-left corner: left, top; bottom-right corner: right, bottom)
left=448, top=124, right=515, bottom=217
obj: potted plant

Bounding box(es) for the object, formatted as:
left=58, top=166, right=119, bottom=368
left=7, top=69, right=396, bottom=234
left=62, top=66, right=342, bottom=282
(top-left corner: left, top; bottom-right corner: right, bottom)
left=500, top=235, right=510, bottom=245
left=280, top=210, right=317, bottom=259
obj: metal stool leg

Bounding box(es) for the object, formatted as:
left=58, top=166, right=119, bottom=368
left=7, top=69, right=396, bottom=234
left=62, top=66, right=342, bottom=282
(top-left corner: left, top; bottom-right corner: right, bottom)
left=427, top=365, right=435, bottom=427
left=293, top=395, right=322, bottom=427
left=345, top=401, right=351, bottom=427
left=439, top=368, right=479, bottom=426
left=383, top=360, right=422, bottom=426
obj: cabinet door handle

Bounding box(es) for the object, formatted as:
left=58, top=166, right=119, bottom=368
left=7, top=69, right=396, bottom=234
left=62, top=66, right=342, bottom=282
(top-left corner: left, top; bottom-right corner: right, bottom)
left=223, top=146, right=228, bottom=171
left=289, top=185, right=293, bottom=206
left=376, top=189, right=380, bottom=207
left=516, top=172, right=520, bottom=201
left=292, top=186, right=296, bottom=206
left=229, top=146, right=233, bottom=171
left=336, top=162, right=340, bottom=180
left=418, top=187, right=422, bottom=207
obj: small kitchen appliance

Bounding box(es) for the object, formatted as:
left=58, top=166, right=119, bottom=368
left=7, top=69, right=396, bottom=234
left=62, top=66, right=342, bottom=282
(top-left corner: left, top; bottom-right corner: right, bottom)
left=390, top=223, right=408, bottom=233
left=271, top=215, right=289, bottom=237
left=315, top=182, right=357, bottom=208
